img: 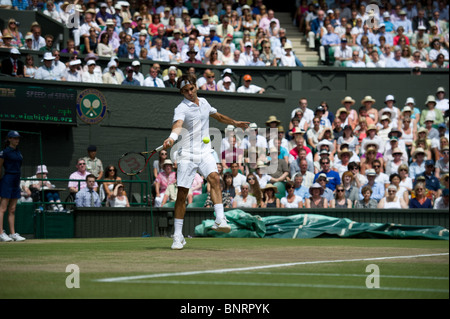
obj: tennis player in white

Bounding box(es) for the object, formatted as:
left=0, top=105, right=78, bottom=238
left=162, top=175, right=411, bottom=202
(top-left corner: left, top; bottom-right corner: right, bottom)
left=163, top=74, right=249, bottom=250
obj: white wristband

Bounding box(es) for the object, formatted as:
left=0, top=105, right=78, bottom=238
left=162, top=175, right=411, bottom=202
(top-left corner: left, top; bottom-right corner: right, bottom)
left=169, top=132, right=178, bottom=141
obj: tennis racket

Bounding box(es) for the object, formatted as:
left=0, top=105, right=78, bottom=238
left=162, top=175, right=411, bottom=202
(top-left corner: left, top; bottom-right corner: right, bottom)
left=118, top=145, right=164, bottom=176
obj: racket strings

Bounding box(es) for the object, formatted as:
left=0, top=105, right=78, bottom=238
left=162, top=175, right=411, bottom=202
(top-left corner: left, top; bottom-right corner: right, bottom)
left=119, top=153, right=147, bottom=175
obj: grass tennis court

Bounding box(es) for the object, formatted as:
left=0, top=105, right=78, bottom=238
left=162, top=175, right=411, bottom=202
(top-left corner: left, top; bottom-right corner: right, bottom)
left=0, top=237, right=448, bottom=299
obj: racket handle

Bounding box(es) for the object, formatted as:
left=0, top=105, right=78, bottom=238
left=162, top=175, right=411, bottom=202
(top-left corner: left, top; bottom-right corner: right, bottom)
left=155, top=145, right=164, bottom=152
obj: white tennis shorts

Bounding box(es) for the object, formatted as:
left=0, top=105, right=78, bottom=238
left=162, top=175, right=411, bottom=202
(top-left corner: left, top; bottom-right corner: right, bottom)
left=176, top=151, right=218, bottom=189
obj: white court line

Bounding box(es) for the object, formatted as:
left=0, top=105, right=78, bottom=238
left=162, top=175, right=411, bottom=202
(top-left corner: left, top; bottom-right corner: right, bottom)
left=95, top=253, right=449, bottom=283
left=238, top=272, right=449, bottom=280
left=124, top=279, right=449, bottom=294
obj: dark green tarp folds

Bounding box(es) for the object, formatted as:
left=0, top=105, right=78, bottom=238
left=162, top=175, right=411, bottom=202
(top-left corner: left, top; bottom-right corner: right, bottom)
left=194, top=210, right=449, bottom=240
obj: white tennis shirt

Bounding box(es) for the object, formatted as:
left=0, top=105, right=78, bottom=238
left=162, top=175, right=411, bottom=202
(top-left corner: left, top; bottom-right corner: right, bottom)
left=172, top=97, right=217, bottom=162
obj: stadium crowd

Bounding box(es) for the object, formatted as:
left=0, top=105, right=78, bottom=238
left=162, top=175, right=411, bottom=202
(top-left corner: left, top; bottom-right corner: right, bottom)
left=1, top=0, right=449, bottom=210
left=2, top=0, right=448, bottom=85
left=1, top=0, right=304, bottom=87
left=298, top=0, right=449, bottom=68
left=149, top=91, right=448, bottom=210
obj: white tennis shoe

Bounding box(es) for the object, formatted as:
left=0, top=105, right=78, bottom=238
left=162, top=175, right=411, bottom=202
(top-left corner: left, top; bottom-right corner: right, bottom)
left=9, top=233, right=26, bottom=242
left=171, top=234, right=186, bottom=250
left=212, top=218, right=231, bottom=233
left=0, top=232, right=12, bottom=242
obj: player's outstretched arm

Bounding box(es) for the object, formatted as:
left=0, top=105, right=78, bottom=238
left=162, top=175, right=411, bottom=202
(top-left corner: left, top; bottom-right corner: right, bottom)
left=163, top=120, right=184, bottom=150
left=210, top=112, right=250, bottom=130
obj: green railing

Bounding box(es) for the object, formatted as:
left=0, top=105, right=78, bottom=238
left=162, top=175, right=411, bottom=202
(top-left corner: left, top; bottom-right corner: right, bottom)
left=20, top=177, right=150, bottom=208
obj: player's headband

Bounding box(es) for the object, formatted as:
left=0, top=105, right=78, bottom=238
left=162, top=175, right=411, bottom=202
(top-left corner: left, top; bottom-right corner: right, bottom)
left=180, top=80, right=194, bottom=90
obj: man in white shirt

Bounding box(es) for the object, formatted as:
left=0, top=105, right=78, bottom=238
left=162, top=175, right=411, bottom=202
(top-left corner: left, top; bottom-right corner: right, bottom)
left=64, top=59, right=82, bottom=82
left=347, top=50, right=366, bottom=67
left=31, top=24, right=46, bottom=51
left=52, top=50, right=67, bottom=75
left=374, top=24, right=394, bottom=46
left=386, top=46, right=410, bottom=68
left=131, top=60, right=145, bottom=85
left=149, top=38, right=170, bottom=62
left=216, top=69, right=236, bottom=92
left=436, top=87, right=449, bottom=113
left=102, top=61, right=124, bottom=85
left=34, top=52, right=66, bottom=81
left=197, top=15, right=211, bottom=37
left=379, top=44, right=394, bottom=61
left=333, top=38, right=353, bottom=66
left=334, top=17, right=348, bottom=38
left=216, top=17, right=234, bottom=39
left=366, top=50, right=386, bottom=68
left=291, top=98, right=315, bottom=125
left=82, top=60, right=103, bottom=83
left=143, top=66, right=165, bottom=87
left=247, top=49, right=266, bottom=66
left=230, top=162, right=247, bottom=192
left=240, top=122, right=269, bottom=153
left=227, top=50, right=246, bottom=66
left=237, top=75, right=265, bottom=94
left=79, top=12, right=101, bottom=38
left=240, top=42, right=254, bottom=65
left=280, top=43, right=296, bottom=67
left=162, top=74, right=249, bottom=249
left=394, top=10, right=413, bottom=35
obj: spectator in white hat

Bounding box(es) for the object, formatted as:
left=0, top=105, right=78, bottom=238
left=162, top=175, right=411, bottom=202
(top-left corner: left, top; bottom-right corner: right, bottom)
left=420, top=95, right=445, bottom=127
left=131, top=60, right=144, bottom=85
left=82, top=60, right=103, bottom=83
left=1, top=47, right=24, bottom=77
left=435, top=87, right=449, bottom=113
left=358, top=169, right=385, bottom=202
left=216, top=68, right=235, bottom=92
left=280, top=43, right=296, bottom=67
left=64, top=59, right=82, bottom=82
left=219, top=76, right=235, bottom=92
left=379, top=94, right=401, bottom=129
left=35, top=52, right=66, bottom=81
left=29, top=165, right=65, bottom=212
left=241, top=41, right=254, bottom=65
left=19, top=32, right=34, bottom=50
left=102, top=61, right=123, bottom=84
left=411, top=25, right=429, bottom=47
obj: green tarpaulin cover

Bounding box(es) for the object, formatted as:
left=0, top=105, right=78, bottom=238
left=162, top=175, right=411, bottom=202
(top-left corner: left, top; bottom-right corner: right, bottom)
left=194, top=210, right=449, bottom=240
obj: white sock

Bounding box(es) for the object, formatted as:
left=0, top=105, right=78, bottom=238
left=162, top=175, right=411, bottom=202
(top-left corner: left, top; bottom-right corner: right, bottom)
left=174, top=218, right=184, bottom=236
left=214, top=204, right=224, bottom=221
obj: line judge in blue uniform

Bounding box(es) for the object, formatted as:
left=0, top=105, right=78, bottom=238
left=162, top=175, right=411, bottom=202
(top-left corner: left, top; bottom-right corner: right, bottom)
left=0, top=131, right=26, bottom=242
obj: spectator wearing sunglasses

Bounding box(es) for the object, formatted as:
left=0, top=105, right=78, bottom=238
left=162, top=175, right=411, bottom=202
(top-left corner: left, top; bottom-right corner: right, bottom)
left=68, top=158, right=98, bottom=196
left=409, top=50, right=428, bottom=68
left=314, top=158, right=341, bottom=191
left=435, top=147, right=449, bottom=178
left=409, top=183, right=433, bottom=209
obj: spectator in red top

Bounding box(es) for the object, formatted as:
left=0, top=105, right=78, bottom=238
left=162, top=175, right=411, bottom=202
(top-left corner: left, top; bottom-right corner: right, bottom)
left=289, top=134, right=312, bottom=163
